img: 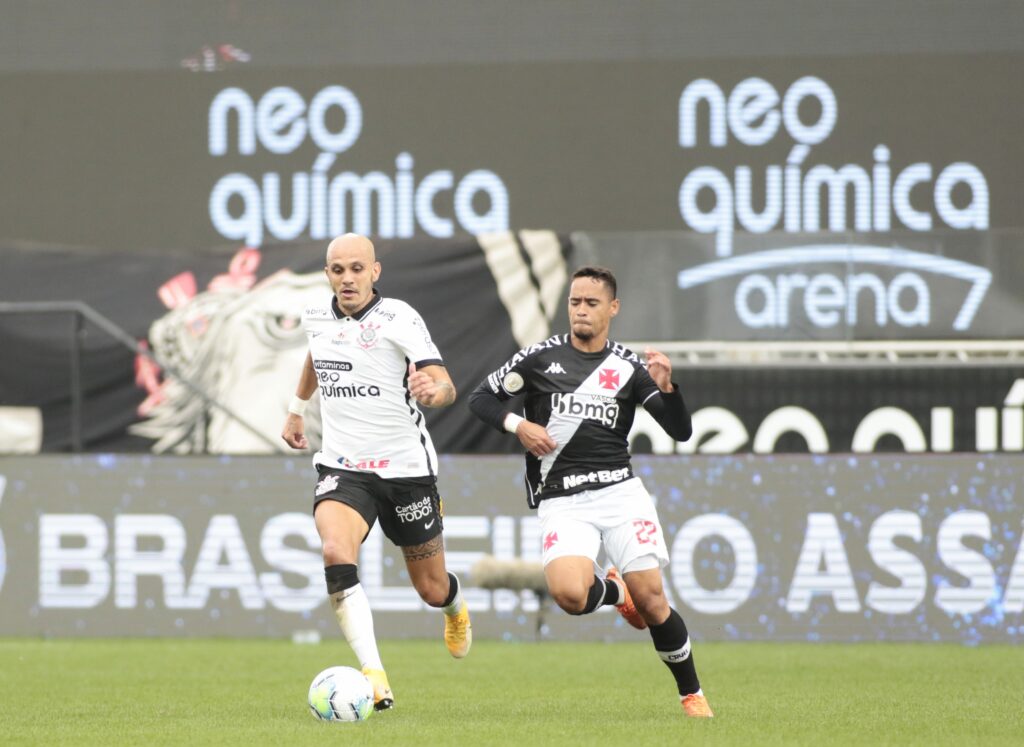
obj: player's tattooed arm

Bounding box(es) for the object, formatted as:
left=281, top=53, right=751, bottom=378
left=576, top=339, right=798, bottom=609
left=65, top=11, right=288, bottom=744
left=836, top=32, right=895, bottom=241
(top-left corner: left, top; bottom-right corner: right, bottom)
left=408, top=363, right=457, bottom=408
left=402, top=535, right=444, bottom=562
left=430, top=380, right=456, bottom=407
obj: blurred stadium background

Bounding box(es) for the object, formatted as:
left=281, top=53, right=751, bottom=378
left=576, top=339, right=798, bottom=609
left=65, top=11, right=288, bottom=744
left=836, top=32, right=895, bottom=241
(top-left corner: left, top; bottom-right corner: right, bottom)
left=1, top=1, right=1023, bottom=741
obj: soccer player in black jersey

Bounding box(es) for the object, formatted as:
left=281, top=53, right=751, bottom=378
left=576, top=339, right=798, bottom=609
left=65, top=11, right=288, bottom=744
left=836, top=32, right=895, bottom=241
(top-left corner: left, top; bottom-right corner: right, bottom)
left=468, top=265, right=713, bottom=718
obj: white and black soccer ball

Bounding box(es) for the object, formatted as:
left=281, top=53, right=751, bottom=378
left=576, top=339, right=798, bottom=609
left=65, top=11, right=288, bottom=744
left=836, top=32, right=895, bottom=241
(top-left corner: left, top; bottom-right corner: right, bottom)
left=307, top=666, right=375, bottom=723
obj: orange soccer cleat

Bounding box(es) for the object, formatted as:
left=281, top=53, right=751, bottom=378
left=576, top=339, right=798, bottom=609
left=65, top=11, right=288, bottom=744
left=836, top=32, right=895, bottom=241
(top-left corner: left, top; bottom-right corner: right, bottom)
left=606, top=567, right=647, bottom=630
left=361, top=667, right=394, bottom=711
left=681, top=692, right=714, bottom=718
left=444, top=602, right=472, bottom=658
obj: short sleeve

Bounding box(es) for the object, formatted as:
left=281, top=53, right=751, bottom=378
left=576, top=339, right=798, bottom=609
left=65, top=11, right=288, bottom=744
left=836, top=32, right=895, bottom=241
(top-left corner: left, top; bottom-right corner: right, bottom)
left=391, top=305, right=443, bottom=367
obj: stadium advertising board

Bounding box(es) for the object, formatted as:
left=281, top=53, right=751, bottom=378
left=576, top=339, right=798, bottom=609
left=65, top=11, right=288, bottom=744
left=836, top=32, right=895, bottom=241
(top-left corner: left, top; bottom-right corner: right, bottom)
left=581, top=230, right=1024, bottom=342
left=0, top=454, right=1021, bottom=643
left=631, top=370, right=1024, bottom=456
left=3, top=236, right=1021, bottom=455
left=1, top=54, right=1020, bottom=255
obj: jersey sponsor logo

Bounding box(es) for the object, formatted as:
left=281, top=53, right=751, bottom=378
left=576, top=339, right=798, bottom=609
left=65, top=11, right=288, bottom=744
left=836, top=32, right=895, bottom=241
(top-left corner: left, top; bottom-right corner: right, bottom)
left=598, top=368, right=621, bottom=390
left=340, top=457, right=390, bottom=470
left=551, top=393, right=619, bottom=427
left=320, top=383, right=382, bottom=399
left=314, top=360, right=353, bottom=371
left=315, top=473, right=339, bottom=496
left=544, top=362, right=567, bottom=374
left=561, top=467, right=631, bottom=490
left=357, top=321, right=381, bottom=349
left=396, top=495, right=434, bottom=523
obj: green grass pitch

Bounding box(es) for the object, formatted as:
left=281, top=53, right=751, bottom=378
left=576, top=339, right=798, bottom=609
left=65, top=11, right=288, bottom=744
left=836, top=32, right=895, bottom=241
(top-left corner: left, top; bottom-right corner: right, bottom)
left=1, top=638, right=1021, bottom=745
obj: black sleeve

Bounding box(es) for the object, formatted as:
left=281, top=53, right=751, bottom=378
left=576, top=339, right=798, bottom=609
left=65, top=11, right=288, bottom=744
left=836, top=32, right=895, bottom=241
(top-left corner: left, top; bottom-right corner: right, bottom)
left=468, top=379, right=511, bottom=433
left=642, top=384, right=693, bottom=442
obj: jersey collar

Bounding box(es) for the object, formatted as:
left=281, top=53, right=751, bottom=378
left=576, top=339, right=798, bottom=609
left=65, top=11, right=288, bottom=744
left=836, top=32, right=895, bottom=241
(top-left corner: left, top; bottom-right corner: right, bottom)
left=330, top=290, right=383, bottom=321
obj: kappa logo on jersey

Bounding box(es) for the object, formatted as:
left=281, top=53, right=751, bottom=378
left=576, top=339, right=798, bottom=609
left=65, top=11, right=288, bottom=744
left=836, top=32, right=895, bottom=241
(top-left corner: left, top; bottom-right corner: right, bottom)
left=396, top=495, right=434, bottom=523
left=550, top=393, right=619, bottom=427
left=544, top=362, right=567, bottom=374
left=561, top=467, right=631, bottom=490
left=315, top=473, right=339, bottom=496
left=543, top=531, right=559, bottom=551
left=598, top=368, right=621, bottom=390
left=357, top=322, right=381, bottom=349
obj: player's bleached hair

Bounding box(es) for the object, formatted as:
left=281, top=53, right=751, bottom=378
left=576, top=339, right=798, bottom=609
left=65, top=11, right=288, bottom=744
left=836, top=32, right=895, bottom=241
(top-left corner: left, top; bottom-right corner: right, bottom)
left=571, top=265, right=617, bottom=298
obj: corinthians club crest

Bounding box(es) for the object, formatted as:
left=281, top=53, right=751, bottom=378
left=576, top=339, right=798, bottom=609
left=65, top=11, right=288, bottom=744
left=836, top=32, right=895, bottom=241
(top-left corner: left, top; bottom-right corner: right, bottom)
left=358, top=321, right=381, bottom=350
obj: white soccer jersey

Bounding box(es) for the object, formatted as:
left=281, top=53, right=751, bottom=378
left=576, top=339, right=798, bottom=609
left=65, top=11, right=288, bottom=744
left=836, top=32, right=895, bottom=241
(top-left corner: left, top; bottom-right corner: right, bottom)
left=304, top=292, right=442, bottom=479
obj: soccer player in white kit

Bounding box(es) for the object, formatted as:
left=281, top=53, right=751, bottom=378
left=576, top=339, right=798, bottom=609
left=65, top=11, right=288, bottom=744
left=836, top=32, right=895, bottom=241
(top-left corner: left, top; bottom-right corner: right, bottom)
left=282, top=233, right=471, bottom=712
left=469, top=265, right=713, bottom=718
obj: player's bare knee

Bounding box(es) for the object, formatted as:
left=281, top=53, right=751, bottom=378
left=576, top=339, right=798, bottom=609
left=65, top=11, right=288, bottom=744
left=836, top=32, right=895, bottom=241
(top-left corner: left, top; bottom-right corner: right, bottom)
left=550, top=586, right=588, bottom=614
left=320, top=538, right=350, bottom=566
left=413, top=575, right=449, bottom=607
left=634, top=590, right=670, bottom=622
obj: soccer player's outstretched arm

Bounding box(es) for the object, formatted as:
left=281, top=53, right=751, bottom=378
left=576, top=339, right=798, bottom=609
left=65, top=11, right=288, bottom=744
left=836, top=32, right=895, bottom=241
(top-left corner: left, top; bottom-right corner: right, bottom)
left=640, top=348, right=693, bottom=442
left=281, top=350, right=318, bottom=449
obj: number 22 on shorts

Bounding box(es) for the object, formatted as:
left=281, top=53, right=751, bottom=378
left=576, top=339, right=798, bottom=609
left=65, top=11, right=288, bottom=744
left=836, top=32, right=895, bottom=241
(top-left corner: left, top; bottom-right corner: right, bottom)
left=633, top=519, right=658, bottom=545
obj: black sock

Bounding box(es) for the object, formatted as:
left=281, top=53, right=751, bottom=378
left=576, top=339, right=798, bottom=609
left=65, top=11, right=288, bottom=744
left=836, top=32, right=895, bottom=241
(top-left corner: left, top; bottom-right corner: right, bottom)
left=324, top=564, right=358, bottom=595
left=571, top=575, right=618, bottom=615
left=649, top=607, right=700, bottom=696
left=601, top=576, right=622, bottom=605
left=441, top=572, right=459, bottom=607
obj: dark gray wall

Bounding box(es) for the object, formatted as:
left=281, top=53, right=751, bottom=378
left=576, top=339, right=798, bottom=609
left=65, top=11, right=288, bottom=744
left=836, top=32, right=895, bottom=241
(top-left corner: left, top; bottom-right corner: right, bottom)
left=3, top=1, right=1024, bottom=71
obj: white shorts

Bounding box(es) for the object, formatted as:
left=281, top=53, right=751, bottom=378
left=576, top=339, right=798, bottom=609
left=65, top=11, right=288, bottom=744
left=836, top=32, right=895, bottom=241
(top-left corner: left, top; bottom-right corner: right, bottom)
left=537, top=478, right=670, bottom=574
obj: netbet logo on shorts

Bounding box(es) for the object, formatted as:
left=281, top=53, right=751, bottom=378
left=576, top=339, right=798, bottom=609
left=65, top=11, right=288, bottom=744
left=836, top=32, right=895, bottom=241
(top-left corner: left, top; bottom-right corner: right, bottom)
left=551, top=393, right=619, bottom=427
left=396, top=495, right=433, bottom=524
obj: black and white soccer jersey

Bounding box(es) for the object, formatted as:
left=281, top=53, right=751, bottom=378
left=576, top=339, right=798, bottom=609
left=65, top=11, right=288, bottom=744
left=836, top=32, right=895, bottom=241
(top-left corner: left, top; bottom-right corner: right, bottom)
left=470, top=334, right=692, bottom=507
left=304, top=292, right=443, bottom=479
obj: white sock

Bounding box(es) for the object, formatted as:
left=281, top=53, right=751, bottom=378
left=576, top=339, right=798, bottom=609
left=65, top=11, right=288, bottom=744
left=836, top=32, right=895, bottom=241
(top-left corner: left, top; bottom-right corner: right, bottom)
left=441, top=574, right=464, bottom=617
left=681, top=689, right=704, bottom=699
left=330, top=583, right=383, bottom=670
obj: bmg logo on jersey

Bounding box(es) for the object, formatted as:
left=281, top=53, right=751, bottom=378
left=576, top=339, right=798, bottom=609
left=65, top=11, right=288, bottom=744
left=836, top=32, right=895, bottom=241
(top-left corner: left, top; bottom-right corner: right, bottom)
left=396, top=495, right=434, bottom=523
left=551, top=393, right=619, bottom=427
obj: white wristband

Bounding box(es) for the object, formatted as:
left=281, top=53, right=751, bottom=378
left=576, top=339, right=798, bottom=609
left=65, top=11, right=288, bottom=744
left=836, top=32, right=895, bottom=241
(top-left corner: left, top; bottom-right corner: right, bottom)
left=503, top=413, right=525, bottom=434
left=288, top=395, right=309, bottom=416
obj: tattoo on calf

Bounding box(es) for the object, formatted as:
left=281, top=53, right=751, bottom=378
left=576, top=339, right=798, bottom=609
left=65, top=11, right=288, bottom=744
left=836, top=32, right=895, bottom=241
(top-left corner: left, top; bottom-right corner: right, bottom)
left=402, top=535, right=443, bottom=562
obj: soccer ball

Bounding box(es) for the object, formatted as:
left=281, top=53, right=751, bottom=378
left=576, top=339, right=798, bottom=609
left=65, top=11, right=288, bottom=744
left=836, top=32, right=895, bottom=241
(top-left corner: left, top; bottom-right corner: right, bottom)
left=307, top=666, right=375, bottom=723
